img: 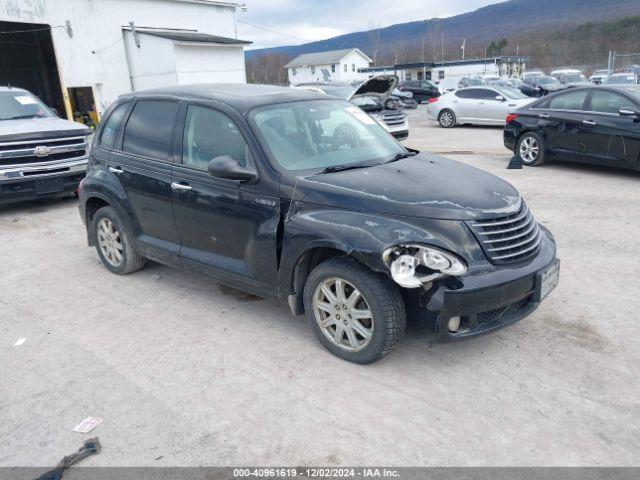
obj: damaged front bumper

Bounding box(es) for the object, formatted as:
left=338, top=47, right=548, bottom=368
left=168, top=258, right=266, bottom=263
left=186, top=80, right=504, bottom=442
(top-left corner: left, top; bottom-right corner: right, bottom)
left=422, top=227, right=559, bottom=342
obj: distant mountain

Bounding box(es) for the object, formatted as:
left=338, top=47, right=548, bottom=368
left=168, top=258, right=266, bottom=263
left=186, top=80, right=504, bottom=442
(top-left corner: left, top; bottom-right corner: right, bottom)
left=247, top=0, right=640, bottom=63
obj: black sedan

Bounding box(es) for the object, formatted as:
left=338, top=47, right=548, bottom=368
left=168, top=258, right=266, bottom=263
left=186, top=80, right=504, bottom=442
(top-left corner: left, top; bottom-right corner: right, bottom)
left=397, top=80, right=440, bottom=103
left=520, top=75, right=568, bottom=97
left=504, top=86, right=640, bottom=170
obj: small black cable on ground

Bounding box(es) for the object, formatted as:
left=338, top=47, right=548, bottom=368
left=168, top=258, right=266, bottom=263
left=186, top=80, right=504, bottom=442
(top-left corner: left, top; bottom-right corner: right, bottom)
left=34, top=438, right=101, bottom=480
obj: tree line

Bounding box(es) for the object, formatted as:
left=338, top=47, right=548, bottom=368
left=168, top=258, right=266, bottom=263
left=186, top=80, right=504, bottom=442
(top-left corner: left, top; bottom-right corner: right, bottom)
left=246, top=16, right=640, bottom=84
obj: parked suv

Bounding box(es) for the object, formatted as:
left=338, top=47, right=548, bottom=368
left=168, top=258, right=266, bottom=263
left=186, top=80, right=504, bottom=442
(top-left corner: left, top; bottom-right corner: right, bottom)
left=397, top=80, right=440, bottom=103
left=79, top=84, right=559, bottom=364
left=1, top=87, right=91, bottom=204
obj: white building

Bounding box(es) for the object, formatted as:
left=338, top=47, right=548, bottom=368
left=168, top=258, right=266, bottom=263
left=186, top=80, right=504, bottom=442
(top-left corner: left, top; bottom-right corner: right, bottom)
left=0, top=0, right=250, bottom=124
left=362, top=56, right=528, bottom=83
left=285, top=48, right=372, bottom=85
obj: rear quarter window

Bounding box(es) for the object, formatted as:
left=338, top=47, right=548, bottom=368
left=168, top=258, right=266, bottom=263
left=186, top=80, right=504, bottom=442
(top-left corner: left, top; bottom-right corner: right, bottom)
left=99, top=103, right=129, bottom=150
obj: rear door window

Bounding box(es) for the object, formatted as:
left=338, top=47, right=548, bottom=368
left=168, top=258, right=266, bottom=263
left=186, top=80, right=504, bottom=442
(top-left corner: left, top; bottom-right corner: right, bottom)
left=589, top=91, right=637, bottom=114
left=99, top=103, right=129, bottom=150
left=456, top=89, right=485, bottom=99
left=122, top=100, right=179, bottom=160
left=546, top=90, right=589, bottom=110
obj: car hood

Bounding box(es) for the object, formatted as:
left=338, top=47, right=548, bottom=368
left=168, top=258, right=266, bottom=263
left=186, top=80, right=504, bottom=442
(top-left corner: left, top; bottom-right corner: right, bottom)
left=350, top=75, right=398, bottom=103
left=291, top=153, right=521, bottom=221
left=0, top=117, right=90, bottom=142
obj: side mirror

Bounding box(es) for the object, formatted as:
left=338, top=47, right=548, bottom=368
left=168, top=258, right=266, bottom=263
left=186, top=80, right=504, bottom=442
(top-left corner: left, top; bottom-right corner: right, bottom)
left=208, top=155, right=257, bottom=182
left=619, top=108, right=640, bottom=119
left=495, top=95, right=506, bottom=102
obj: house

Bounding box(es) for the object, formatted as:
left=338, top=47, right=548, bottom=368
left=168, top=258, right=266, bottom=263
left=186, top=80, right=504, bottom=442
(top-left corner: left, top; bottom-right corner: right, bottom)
left=285, top=48, right=372, bottom=85
left=0, top=0, right=250, bottom=123
left=361, top=56, right=528, bottom=83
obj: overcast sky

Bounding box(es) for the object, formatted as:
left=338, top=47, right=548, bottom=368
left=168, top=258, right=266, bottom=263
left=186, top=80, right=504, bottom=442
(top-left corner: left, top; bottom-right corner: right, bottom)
left=237, top=0, right=503, bottom=50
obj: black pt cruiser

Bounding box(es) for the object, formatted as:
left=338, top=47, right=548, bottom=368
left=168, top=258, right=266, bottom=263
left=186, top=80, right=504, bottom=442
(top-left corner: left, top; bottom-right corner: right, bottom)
left=79, top=84, right=559, bottom=364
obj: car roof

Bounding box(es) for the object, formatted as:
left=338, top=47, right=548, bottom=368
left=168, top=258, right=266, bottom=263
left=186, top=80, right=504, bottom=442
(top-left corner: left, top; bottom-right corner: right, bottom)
left=124, top=83, right=330, bottom=114
left=0, top=86, right=29, bottom=93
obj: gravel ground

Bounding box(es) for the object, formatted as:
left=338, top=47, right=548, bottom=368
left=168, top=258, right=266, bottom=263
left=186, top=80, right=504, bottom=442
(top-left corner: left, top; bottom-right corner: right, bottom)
left=1, top=105, right=639, bottom=467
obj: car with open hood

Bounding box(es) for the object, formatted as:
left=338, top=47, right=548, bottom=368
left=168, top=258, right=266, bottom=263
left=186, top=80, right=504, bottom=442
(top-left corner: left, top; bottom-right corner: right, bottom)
left=79, top=84, right=559, bottom=364
left=0, top=86, right=91, bottom=204
left=296, top=76, right=409, bottom=140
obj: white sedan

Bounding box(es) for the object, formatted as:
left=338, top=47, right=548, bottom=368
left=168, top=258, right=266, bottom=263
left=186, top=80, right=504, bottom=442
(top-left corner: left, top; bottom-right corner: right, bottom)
left=427, top=86, right=536, bottom=128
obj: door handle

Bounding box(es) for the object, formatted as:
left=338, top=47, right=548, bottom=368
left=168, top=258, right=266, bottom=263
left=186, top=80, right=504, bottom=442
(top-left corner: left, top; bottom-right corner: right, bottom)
left=538, top=113, right=550, bottom=119
left=109, top=166, right=124, bottom=174
left=171, top=182, right=192, bottom=191
left=582, top=120, right=597, bottom=126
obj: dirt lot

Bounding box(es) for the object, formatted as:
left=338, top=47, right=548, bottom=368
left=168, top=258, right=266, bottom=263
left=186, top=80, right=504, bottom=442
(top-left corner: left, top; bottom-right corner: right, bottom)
left=1, top=106, right=639, bottom=467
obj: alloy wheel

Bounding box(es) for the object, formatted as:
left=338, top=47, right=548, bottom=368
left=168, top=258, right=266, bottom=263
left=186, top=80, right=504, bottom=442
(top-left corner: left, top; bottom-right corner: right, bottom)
left=312, top=277, right=374, bottom=352
left=97, top=218, right=124, bottom=267
left=439, top=111, right=454, bottom=127
left=519, top=136, right=540, bottom=163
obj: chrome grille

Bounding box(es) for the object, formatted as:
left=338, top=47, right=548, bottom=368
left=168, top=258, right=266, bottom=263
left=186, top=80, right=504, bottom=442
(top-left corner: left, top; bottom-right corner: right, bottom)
left=468, top=201, right=542, bottom=264
left=382, top=111, right=407, bottom=127
left=0, top=136, right=87, bottom=167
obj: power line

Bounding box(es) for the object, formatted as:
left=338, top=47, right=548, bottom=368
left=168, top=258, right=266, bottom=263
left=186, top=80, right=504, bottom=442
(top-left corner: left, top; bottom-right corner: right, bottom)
left=237, top=20, right=308, bottom=43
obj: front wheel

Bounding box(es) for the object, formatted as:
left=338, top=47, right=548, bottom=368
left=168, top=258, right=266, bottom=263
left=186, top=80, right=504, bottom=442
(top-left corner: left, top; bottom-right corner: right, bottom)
left=438, top=109, right=456, bottom=128
left=517, top=132, right=546, bottom=166
left=303, top=257, right=406, bottom=364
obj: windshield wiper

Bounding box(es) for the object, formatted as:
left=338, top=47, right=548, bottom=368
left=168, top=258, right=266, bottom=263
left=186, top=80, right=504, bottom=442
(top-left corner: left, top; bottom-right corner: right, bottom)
left=320, top=162, right=375, bottom=174
left=383, top=150, right=419, bottom=164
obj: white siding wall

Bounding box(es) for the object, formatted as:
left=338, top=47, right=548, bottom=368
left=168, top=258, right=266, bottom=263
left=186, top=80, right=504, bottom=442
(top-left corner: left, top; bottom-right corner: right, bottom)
left=123, top=32, right=178, bottom=91
left=288, top=64, right=333, bottom=84
left=339, top=51, right=370, bottom=82
left=0, top=0, right=242, bottom=113
left=175, top=44, right=246, bottom=84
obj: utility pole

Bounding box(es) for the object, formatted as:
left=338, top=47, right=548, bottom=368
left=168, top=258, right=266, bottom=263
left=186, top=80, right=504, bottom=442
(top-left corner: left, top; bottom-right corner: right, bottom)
left=461, top=38, right=466, bottom=60
left=441, top=32, right=444, bottom=65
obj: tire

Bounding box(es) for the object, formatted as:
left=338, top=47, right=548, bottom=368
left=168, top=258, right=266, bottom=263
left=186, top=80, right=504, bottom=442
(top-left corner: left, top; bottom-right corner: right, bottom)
left=303, top=257, right=406, bottom=364
left=438, top=109, right=456, bottom=128
left=92, top=206, right=146, bottom=275
left=517, top=132, right=546, bottom=166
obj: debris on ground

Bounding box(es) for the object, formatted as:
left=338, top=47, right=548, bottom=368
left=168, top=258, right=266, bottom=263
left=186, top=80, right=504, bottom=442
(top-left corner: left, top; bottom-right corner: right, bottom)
left=35, top=437, right=101, bottom=480
left=13, top=338, right=27, bottom=346
left=72, top=417, right=103, bottom=434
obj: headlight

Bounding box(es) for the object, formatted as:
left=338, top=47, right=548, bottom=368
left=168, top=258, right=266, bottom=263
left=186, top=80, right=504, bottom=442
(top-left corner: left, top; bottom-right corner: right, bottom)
left=382, top=244, right=467, bottom=289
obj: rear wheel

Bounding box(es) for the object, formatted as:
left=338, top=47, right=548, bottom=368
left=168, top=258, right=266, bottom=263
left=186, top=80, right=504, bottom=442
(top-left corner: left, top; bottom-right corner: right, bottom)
left=92, top=206, right=146, bottom=275
left=303, top=257, right=406, bottom=364
left=517, top=132, right=546, bottom=166
left=438, top=109, right=456, bottom=128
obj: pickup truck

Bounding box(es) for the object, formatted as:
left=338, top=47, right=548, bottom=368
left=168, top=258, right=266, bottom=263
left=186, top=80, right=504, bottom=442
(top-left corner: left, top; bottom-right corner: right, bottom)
left=0, top=86, right=91, bottom=205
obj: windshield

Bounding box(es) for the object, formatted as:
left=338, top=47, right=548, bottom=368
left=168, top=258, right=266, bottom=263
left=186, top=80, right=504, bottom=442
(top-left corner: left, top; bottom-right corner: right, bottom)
left=319, top=85, right=356, bottom=100
left=0, top=91, right=53, bottom=121
left=564, top=74, right=587, bottom=83
left=250, top=100, right=405, bottom=172
left=495, top=86, right=527, bottom=99
left=606, top=75, right=636, bottom=84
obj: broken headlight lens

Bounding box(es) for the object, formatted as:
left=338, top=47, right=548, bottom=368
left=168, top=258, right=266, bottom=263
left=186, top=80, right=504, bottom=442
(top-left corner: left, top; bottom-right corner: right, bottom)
left=382, top=244, right=467, bottom=289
